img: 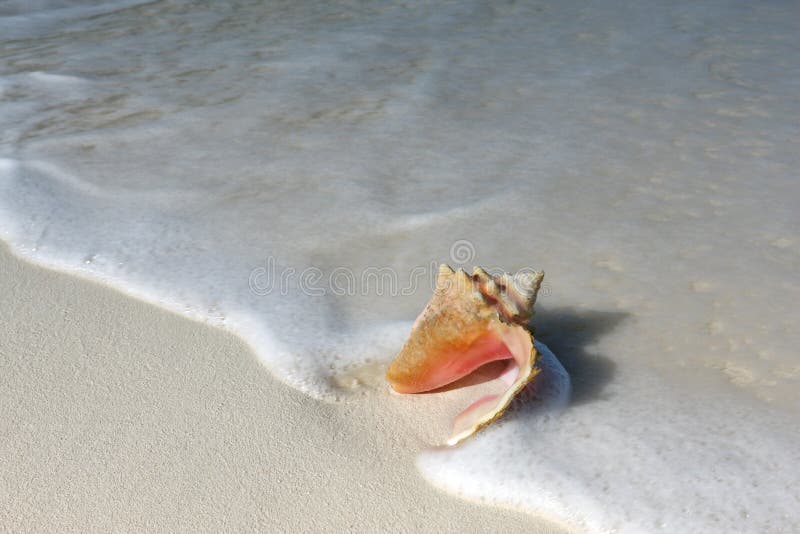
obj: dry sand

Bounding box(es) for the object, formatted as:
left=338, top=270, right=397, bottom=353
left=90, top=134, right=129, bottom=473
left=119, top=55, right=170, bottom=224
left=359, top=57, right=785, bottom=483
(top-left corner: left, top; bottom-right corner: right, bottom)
left=0, top=244, right=565, bottom=533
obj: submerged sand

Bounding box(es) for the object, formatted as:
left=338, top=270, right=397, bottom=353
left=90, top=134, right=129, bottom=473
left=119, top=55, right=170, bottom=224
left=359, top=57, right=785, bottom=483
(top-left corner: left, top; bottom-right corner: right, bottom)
left=0, top=245, right=566, bottom=532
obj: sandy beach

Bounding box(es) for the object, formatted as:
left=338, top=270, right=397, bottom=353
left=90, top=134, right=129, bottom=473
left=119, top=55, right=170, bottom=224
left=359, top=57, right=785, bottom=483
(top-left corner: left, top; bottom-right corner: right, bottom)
left=2, top=0, right=799, bottom=530
left=0, top=244, right=565, bottom=532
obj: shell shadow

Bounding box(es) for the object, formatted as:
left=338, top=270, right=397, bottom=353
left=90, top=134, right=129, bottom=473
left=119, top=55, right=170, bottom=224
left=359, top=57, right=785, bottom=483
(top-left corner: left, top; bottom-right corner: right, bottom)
left=528, top=306, right=627, bottom=406
left=502, top=306, right=627, bottom=422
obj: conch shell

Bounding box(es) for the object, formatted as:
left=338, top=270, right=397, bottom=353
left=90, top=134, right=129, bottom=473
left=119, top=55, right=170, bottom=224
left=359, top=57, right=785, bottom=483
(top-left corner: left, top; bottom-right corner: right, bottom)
left=387, top=264, right=545, bottom=445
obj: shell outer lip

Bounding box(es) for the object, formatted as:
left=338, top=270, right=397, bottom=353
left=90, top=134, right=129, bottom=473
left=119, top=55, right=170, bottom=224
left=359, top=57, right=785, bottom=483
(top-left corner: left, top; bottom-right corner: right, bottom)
left=446, top=333, right=540, bottom=446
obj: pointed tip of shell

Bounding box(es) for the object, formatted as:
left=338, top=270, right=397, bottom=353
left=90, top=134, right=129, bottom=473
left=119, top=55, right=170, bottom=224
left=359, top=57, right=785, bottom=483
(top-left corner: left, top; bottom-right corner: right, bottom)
left=479, top=267, right=544, bottom=326
left=436, top=264, right=544, bottom=325
left=435, top=264, right=455, bottom=289
left=509, top=269, right=545, bottom=306
left=472, top=266, right=491, bottom=280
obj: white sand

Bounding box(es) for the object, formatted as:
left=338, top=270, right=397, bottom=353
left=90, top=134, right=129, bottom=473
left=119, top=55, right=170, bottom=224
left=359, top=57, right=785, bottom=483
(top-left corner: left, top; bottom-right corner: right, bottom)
left=0, top=244, right=565, bottom=533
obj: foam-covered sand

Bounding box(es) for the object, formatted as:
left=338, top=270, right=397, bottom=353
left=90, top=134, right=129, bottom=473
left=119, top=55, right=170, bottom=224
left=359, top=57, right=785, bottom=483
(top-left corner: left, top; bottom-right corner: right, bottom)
left=0, top=244, right=564, bottom=532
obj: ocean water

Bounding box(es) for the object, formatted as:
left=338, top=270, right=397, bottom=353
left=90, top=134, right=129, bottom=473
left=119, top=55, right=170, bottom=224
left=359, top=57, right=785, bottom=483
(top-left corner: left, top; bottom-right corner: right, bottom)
left=1, top=0, right=798, bottom=531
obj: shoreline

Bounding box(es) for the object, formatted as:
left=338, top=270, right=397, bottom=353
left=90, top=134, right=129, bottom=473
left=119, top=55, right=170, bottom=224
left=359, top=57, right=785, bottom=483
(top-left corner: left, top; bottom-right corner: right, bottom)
left=0, top=243, right=566, bottom=532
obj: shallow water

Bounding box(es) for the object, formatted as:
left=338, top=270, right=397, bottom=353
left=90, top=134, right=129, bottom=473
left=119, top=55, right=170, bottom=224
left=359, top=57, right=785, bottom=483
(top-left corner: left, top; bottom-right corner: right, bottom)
left=1, top=1, right=798, bottom=531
